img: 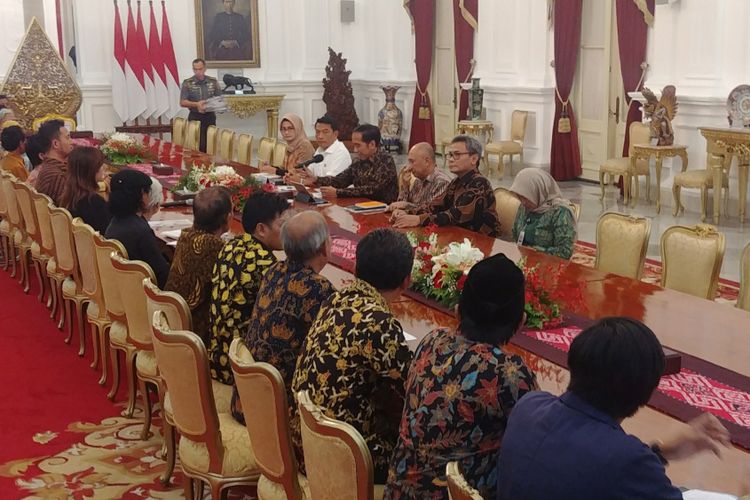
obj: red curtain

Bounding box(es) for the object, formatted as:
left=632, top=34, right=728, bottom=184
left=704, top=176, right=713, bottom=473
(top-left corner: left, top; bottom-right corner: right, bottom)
left=617, top=0, right=653, bottom=155
left=550, top=0, right=583, bottom=181
left=408, top=0, right=436, bottom=148
left=453, top=0, right=477, bottom=120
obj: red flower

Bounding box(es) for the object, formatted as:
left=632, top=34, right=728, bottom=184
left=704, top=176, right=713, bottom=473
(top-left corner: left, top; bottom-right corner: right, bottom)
left=456, top=273, right=467, bottom=291
left=433, top=270, right=443, bottom=289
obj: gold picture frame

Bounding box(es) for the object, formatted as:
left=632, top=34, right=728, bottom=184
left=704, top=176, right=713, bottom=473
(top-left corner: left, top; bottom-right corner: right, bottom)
left=195, top=0, right=260, bottom=69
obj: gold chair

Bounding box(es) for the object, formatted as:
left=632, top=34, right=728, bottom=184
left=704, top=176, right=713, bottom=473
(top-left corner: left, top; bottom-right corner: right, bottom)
left=570, top=202, right=581, bottom=223
left=672, top=153, right=729, bottom=223
left=484, top=110, right=529, bottom=179
left=1, top=173, right=26, bottom=281
left=32, top=113, right=76, bottom=132
left=258, top=137, right=276, bottom=164
left=172, top=117, right=187, bottom=147
left=31, top=191, right=58, bottom=313
left=271, top=142, right=288, bottom=169
left=150, top=311, right=260, bottom=498
left=493, top=187, right=521, bottom=241
left=229, top=338, right=310, bottom=500
left=143, top=279, right=233, bottom=485
left=660, top=224, right=725, bottom=300
left=49, top=207, right=88, bottom=346
left=71, top=218, right=109, bottom=370
left=110, top=253, right=160, bottom=439
left=446, top=462, right=483, bottom=500
left=184, top=120, right=201, bottom=151
left=11, top=179, right=38, bottom=294
left=297, top=389, right=383, bottom=500
left=599, top=121, right=651, bottom=205
left=206, top=125, right=218, bottom=156
left=236, top=133, right=254, bottom=164
left=595, top=212, right=652, bottom=280
left=218, top=128, right=236, bottom=160
left=92, top=232, right=129, bottom=393
left=0, top=171, right=11, bottom=272
left=738, top=242, right=750, bottom=312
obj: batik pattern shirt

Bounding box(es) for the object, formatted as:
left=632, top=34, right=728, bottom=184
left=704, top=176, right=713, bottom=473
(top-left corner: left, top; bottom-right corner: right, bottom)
left=208, top=233, right=276, bottom=385
left=417, top=169, right=501, bottom=237
left=165, top=228, right=225, bottom=344
left=384, top=328, right=538, bottom=499
left=317, top=149, right=399, bottom=203
left=397, top=168, right=453, bottom=214
left=35, top=158, right=68, bottom=206
left=512, top=205, right=576, bottom=260
left=291, top=279, right=413, bottom=481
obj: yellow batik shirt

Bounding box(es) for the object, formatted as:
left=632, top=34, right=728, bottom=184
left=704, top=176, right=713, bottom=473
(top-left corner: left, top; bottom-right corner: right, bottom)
left=208, top=233, right=276, bottom=385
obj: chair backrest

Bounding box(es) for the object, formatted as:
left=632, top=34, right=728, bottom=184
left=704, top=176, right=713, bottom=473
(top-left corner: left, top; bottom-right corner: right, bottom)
left=570, top=202, right=581, bottom=223
left=111, top=253, right=157, bottom=350
left=32, top=113, right=76, bottom=132
left=493, top=187, right=521, bottom=241
left=172, top=117, right=187, bottom=146
left=0, top=173, right=23, bottom=228
left=595, top=212, right=651, bottom=280
left=13, top=181, right=39, bottom=243
left=737, top=242, right=750, bottom=311
left=661, top=224, right=725, bottom=300
left=219, top=129, right=236, bottom=160
left=185, top=120, right=201, bottom=150
left=297, top=389, right=374, bottom=500
left=0, top=171, right=9, bottom=218
left=151, top=310, right=224, bottom=472
left=258, top=137, right=276, bottom=164
left=49, top=206, right=79, bottom=281
left=446, top=462, right=483, bottom=500
left=229, top=338, right=303, bottom=499
left=510, top=110, right=529, bottom=143
left=92, top=231, right=128, bottom=321
left=206, top=125, right=218, bottom=156
left=31, top=191, right=56, bottom=258
left=71, top=218, right=106, bottom=310
left=271, top=142, right=287, bottom=168
left=627, top=121, right=652, bottom=157
left=237, top=133, right=254, bottom=164
left=143, top=278, right=193, bottom=331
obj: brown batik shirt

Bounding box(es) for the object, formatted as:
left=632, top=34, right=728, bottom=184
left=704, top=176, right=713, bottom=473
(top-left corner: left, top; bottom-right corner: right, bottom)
left=417, top=168, right=501, bottom=237
left=317, top=149, right=399, bottom=203
left=397, top=168, right=453, bottom=214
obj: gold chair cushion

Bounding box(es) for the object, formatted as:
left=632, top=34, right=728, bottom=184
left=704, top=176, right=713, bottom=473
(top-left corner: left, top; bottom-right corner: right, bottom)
left=109, top=320, right=129, bottom=347
left=31, top=241, right=41, bottom=258
left=0, top=219, right=9, bottom=235
left=13, top=230, right=31, bottom=248
left=45, top=257, right=61, bottom=278
left=674, top=169, right=728, bottom=188
left=486, top=141, right=522, bottom=154
left=178, top=413, right=258, bottom=476
left=135, top=350, right=158, bottom=377
left=600, top=158, right=630, bottom=173
left=258, top=473, right=311, bottom=500
left=85, top=301, right=99, bottom=319
left=211, top=380, right=233, bottom=414
left=62, top=276, right=85, bottom=301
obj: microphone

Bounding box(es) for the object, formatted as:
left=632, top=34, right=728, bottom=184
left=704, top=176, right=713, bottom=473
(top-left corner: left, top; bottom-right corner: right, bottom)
left=296, top=154, right=324, bottom=169
left=162, top=198, right=194, bottom=208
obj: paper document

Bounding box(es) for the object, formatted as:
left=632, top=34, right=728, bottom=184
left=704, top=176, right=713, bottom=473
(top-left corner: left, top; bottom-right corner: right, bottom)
left=403, top=331, right=416, bottom=341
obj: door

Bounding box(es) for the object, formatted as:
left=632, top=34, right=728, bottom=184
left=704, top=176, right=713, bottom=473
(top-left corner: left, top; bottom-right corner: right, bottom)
left=573, top=0, right=626, bottom=180
left=430, top=0, right=457, bottom=147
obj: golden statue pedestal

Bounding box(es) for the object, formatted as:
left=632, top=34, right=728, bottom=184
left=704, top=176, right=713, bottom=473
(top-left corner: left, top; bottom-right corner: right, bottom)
left=223, top=94, right=284, bottom=138
left=699, top=127, right=750, bottom=224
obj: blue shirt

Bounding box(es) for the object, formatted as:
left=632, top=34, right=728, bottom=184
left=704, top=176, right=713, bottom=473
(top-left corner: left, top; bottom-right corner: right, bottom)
left=496, top=391, right=683, bottom=500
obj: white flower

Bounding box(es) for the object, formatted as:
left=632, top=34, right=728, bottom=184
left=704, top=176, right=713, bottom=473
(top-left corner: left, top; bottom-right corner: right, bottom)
left=437, top=238, right=483, bottom=271
left=213, top=165, right=237, bottom=178
left=108, top=132, right=135, bottom=145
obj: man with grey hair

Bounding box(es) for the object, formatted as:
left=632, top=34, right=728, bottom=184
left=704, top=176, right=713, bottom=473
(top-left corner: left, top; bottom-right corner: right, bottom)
left=388, top=142, right=452, bottom=216
left=235, top=210, right=335, bottom=424
left=392, top=135, right=501, bottom=236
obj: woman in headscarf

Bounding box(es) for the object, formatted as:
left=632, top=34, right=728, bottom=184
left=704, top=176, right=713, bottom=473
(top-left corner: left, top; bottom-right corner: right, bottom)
left=260, top=113, right=315, bottom=174
left=509, top=168, right=577, bottom=259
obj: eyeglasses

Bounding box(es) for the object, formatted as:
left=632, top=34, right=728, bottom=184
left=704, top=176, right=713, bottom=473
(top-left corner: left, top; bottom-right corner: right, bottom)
left=280, top=126, right=295, bottom=132
left=445, top=151, right=471, bottom=160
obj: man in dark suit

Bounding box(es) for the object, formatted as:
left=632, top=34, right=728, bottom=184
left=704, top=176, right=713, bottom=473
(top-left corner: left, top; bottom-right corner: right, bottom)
left=208, top=0, right=251, bottom=61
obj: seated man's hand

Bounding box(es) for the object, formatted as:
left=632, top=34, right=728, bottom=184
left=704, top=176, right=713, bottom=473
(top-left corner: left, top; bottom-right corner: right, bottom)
left=659, top=413, right=730, bottom=462
left=392, top=213, right=421, bottom=229
left=284, top=172, right=302, bottom=184
left=388, top=201, right=408, bottom=212
left=389, top=208, right=406, bottom=223
left=259, top=162, right=276, bottom=175
left=320, top=186, right=337, bottom=199
left=197, top=100, right=207, bottom=113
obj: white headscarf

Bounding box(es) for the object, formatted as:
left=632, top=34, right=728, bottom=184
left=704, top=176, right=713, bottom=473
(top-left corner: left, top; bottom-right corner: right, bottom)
left=510, top=168, right=573, bottom=215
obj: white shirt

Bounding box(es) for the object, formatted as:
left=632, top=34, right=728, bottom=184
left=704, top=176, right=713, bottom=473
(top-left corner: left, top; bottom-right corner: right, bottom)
left=310, top=139, right=352, bottom=177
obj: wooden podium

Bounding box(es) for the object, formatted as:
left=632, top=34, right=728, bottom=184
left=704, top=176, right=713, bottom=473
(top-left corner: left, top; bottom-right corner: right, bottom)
left=223, top=94, right=284, bottom=137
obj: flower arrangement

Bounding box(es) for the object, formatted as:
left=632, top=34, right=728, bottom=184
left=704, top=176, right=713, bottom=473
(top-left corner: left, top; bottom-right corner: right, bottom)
left=408, top=228, right=484, bottom=309
left=173, top=164, right=260, bottom=210
left=100, top=132, right=150, bottom=164
left=519, top=257, right=585, bottom=330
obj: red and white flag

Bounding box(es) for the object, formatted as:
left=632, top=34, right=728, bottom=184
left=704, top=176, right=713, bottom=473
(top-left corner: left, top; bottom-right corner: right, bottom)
left=160, top=0, right=181, bottom=119
left=135, top=1, right=156, bottom=119
left=147, top=1, right=169, bottom=119
left=112, top=0, right=128, bottom=122
left=124, top=2, right=147, bottom=121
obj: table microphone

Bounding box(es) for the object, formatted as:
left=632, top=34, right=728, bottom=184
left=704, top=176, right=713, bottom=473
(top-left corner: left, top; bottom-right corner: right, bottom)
left=162, top=198, right=194, bottom=208
left=296, top=154, right=324, bottom=169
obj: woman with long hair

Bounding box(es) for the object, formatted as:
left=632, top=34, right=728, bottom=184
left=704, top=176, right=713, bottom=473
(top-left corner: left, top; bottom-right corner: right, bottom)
left=60, top=146, right=111, bottom=233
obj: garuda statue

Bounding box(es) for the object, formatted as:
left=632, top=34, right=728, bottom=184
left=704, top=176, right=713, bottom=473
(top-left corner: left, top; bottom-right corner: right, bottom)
left=642, top=86, right=678, bottom=146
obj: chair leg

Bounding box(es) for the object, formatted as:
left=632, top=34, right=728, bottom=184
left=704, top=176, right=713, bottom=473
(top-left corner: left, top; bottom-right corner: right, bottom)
left=8, top=242, right=17, bottom=278
left=183, top=477, right=195, bottom=500
left=34, top=261, right=45, bottom=302
left=139, top=379, right=153, bottom=440
left=599, top=171, right=606, bottom=200
left=700, top=186, right=708, bottom=222
left=18, top=248, right=30, bottom=293
left=632, top=175, right=640, bottom=207
left=160, top=420, right=176, bottom=485
left=90, top=323, right=100, bottom=369
left=646, top=174, right=651, bottom=202
left=209, top=480, right=223, bottom=500
left=107, top=347, right=121, bottom=400
left=48, top=277, right=56, bottom=314
left=498, top=154, right=505, bottom=180
left=672, top=184, right=681, bottom=216
left=123, top=350, right=138, bottom=418
left=509, top=155, right=514, bottom=177
left=1, top=235, right=8, bottom=271
left=623, top=175, right=631, bottom=205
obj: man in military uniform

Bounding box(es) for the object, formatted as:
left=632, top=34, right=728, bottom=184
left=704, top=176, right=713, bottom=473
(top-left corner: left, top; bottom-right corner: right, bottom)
left=180, top=58, right=221, bottom=152
left=208, top=0, right=251, bottom=61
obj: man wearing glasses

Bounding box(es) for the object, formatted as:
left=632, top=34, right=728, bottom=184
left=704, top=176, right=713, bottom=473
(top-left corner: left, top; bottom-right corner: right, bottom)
left=392, top=135, right=501, bottom=237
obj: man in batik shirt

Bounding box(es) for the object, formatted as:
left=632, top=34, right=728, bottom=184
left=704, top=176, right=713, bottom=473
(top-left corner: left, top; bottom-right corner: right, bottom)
left=207, top=191, right=291, bottom=386
left=233, top=211, right=335, bottom=423
left=291, top=228, right=414, bottom=482
left=302, top=123, right=399, bottom=204
left=388, top=142, right=452, bottom=215
left=392, top=135, right=501, bottom=237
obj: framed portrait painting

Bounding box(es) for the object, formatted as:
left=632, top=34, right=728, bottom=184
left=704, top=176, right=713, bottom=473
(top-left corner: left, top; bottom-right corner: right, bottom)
left=195, top=0, right=260, bottom=68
